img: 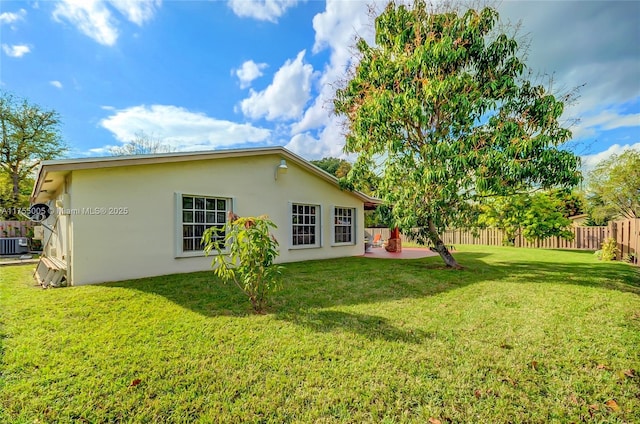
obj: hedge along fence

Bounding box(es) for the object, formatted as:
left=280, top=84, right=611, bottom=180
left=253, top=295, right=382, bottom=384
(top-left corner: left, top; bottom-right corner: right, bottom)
left=0, top=221, right=36, bottom=238
left=366, top=219, right=640, bottom=264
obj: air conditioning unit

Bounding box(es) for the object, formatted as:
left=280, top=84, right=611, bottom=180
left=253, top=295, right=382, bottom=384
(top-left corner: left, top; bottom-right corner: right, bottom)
left=0, top=237, right=29, bottom=255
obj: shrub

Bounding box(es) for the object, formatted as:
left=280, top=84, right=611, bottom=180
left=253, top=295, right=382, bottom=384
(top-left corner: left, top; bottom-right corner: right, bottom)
left=203, top=214, right=282, bottom=313
left=599, top=237, right=617, bottom=261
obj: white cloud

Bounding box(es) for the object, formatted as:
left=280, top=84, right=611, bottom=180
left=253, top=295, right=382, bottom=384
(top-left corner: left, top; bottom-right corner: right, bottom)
left=0, top=9, right=26, bottom=25
left=52, top=0, right=160, bottom=46
left=100, top=104, right=271, bottom=151
left=571, top=108, right=640, bottom=140
left=108, top=0, right=161, bottom=25
left=53, top=0, right=119, bottom=46
left=235, top=60, right=268, bottom=89
left=498, top=1, right=640, bottom=136
left=50, top=80, right=63, bottom=89
left=581, top=142, right=640, bottom=171
left=1, top=44, right=30, bottom=57
left=584, top=111, right=640, bottom=131
left=286, top=116, right=349, bottom=160
left=227, top=0, right=298, bottom=23
left=293, top=0, right=379, bottom=136
left=240, top=50, right=314, bottom=121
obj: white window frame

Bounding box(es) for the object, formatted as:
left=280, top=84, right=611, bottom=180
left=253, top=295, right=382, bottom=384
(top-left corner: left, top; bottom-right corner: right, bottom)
left=175, top=193, right=233, bottom=258
left=289, top=202, right=322, bottom=249
left=332, top=206, right=356, bottom=246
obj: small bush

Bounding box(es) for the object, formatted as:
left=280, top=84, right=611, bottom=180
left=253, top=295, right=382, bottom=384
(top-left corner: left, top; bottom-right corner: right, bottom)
left=203, top=214, right=282, bottom=313
left=599, top=238, right=617, bottom=261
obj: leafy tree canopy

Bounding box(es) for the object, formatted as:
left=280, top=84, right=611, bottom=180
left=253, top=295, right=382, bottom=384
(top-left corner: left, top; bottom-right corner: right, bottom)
left=334, top=1, right=581, bottom=268
left=477, top=190, right=575, bottom=246
left=0, top=92, right=66, bottom=219
left=587, top=149, right=640, bottom=222
left=310, top=157, right=352, bottom=178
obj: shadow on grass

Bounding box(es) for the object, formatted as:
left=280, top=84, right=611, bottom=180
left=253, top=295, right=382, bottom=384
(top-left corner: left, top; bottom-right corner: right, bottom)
left=280, top=309, right=429, bottom=344
left=103, top=251, right=640, bottom=321
left=104, top=253, right=492, bottom=317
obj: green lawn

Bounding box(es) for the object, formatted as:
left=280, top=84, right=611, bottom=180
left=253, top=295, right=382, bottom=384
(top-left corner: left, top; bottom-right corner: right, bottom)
left=1, top=246, right=639, bottom=423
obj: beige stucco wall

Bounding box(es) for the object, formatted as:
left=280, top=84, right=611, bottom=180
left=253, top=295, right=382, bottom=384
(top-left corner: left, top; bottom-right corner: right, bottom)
left=68, top=154, right=365, bottom=285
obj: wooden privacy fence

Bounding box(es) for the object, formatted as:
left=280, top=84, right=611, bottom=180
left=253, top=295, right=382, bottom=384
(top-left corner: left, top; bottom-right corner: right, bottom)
left=0, top=220, right=36, bottom=238
left=366, top=219, right=640, bottom=264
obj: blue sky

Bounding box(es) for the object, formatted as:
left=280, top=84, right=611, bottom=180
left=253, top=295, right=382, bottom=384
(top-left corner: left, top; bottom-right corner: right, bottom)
left=0, top=0, right=638, bottom=168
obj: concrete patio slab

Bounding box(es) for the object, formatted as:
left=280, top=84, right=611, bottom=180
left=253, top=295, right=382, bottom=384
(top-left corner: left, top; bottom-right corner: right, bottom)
left=362, top=247, right=439, bottom=260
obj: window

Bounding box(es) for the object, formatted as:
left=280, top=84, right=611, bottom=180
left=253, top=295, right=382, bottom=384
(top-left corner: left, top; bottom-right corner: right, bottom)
left=181, top=195, right=228, bottom=252
left=291, top=203, right=320, bottom=247
left=333, top=207, right=355, bottom=245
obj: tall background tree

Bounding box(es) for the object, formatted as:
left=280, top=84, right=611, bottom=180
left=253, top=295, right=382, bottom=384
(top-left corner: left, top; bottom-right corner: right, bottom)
left=310, top=157, right=352, bottom=178
left=109, top=131, right=174, bottom=156
left=335, top=1, right=580, bottom=268
left=0, top=92, right=66, bottom=219
left=586, top=149, right=640, bottom=222
left=477, top=190, right=579, bottom=246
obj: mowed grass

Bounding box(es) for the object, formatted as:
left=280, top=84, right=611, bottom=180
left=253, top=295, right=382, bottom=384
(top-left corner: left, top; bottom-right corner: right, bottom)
left=1, top=246, right=639, bottom=423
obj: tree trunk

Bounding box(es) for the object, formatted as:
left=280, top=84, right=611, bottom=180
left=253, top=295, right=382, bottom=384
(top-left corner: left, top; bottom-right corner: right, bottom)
left=12, top=169, right=19, bottom=200
left=427, top=218, right=462, bottom=269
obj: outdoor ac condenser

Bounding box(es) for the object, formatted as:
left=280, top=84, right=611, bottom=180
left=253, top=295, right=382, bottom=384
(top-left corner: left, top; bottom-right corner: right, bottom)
left=0, top=237, right=29, bottom=255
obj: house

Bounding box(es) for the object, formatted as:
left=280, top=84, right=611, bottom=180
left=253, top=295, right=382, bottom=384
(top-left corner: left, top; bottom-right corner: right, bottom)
left=31, top=147, right=379, bottom=286
left=568, top=214, right=589, bottom=227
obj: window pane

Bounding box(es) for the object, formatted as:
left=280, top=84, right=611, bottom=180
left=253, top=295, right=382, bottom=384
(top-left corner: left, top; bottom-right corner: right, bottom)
left=182, top=196, right=193, bottom=209
left=194, top=225, right=205, bottom=237
left=217, top=199, right=226, bottom=210
left=195, top=197, right=205, bottom=210
left=183, top=238, right=194, bottom=251
left=217, top=212, right=226, bottom=223
left=183, top=211, right=193, bottom=223
left=206, top=212, right=216, bottom=223
left=195, top=211, right=205, bottom=223
left=183, top=225, right=193, bottom=237
left=206, top=199, right=216, bottom=210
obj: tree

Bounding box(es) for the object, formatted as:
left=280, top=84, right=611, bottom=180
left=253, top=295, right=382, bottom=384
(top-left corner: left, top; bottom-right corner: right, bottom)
left=477, top=191, right=574, bottom=246
left=0, top=92, right=66, bottom=219
left=334, top=1, right=580, bottom=268
left=587, top=149, right=640, bottom=221
left=310, top=157, right=352, bottom=177
left=203, top=214, right=283, bottom=314
left=0, top=173, right=34, bottom=219
left=109, top=131, right=173, bottom=156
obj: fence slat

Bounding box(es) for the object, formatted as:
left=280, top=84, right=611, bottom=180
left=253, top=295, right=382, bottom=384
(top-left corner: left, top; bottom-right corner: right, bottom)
left=0, top=221, right=35, bottom=238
